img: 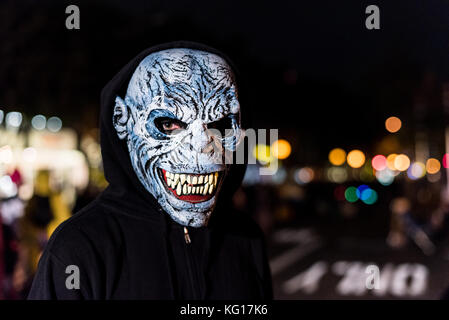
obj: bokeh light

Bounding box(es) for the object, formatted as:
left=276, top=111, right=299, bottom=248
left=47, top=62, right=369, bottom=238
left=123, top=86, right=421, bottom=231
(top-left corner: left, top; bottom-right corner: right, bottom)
left=407, top=162, right=426, bottom=180
left=361, top=188, right=378, bottom=205
left=356, top=185, right=370, bottom=199
left=347, top=150, right=365, bottom=168
left=385, top=116, right=402, bottom=133
left=271, top=139, right=291, bottom=160
left=394, top=154, right=410, bottom=171
left=334, top=186, right=346, bottom=201
left=31, top=115, right=46, bottom=130
left=295, top=167, right=314, bottom=184
left=372, top=155, right=387, bottom=171
left=252, top=144, right=273, bottom=164
left=340, top=184, right=379, bottom=205
left=327, top=166, right=348, bottom=183
left=47, top=116, right=62, bottom=132
left=376, top=168, right=395, bottom=186
left=6, top=111, right=22, bottom=128
left=426, top=158, right=441, bottom=174
left=344, top=186, right=358, bottom=203
left=360, top=162, right=375, bottom=182
left=443, top=154, right=449, bottom=169
left=328, top=148, right=346, bottom=166
left=386, top=154, right=397, bottom=170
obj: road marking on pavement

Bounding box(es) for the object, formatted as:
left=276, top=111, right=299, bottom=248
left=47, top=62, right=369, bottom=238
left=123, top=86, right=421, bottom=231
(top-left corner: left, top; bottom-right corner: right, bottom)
left=269, top=228, right=324, bottom=275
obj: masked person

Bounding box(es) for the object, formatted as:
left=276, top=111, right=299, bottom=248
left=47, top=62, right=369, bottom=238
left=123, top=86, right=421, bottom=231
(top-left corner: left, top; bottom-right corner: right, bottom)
left=28, top=42, right=273, bottom=300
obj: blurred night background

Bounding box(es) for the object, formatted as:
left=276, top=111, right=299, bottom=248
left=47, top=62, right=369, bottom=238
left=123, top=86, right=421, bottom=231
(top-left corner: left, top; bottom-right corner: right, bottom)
left=2, top=0, right=449, bottom=299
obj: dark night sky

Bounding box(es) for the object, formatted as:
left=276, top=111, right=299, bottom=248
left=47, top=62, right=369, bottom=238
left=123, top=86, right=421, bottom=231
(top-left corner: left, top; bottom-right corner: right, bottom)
left=1, top=0, right=449, bottom=163
left=103, top=0, right=449, bottom=81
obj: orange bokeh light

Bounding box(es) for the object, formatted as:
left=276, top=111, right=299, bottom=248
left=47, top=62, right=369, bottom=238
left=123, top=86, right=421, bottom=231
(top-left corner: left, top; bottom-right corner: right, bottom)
left=347, top=150, right=365, bottom=168
left=426, top=158, right=441, bottom=174
left=385, top=116, right=402, bottom=133
left=271, top=139, right=292, bottom=160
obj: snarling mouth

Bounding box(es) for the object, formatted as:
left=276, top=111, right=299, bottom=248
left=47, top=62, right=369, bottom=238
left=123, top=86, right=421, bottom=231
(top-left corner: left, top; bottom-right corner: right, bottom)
left=159, top=169, right=223, bottom=203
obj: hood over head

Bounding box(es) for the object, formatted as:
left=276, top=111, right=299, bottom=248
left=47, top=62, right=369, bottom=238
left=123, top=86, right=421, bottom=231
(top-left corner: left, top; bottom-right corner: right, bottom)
left=99, top=41, right=247, bottom=228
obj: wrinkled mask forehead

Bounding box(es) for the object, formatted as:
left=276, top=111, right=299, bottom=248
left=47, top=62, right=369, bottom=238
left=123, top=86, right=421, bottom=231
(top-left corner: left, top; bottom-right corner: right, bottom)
left=125, top=48, right=240, bottom=123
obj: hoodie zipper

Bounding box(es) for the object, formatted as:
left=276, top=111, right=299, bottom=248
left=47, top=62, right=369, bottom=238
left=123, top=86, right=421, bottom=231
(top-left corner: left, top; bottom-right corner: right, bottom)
left=183, top=227, right=191, bottom=244
left=182, top=226, right=201, bottom=299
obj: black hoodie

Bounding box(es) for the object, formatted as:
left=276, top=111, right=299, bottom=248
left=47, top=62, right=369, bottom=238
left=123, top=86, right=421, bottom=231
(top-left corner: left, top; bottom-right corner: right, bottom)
left=27, top=41, right=273, bottom=300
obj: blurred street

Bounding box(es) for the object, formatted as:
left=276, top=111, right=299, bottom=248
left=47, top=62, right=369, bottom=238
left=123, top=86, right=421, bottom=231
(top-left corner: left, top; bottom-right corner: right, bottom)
left=259, top=179, right=449, bottom=300
left=268, top=219, right=449, bottom=299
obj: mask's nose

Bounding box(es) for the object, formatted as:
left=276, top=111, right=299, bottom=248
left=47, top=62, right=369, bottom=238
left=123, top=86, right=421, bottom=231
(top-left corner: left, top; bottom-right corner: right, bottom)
left=189, top=119, right=214, bottom=154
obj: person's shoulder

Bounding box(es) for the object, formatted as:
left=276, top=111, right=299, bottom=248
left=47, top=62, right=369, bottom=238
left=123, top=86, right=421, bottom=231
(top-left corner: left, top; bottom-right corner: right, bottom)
left=45, top=198, right=119, bottom=259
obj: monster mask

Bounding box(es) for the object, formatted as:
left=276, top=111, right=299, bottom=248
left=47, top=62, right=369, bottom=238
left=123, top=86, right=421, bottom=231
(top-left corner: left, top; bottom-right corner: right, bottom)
left=113, top=48, right=241, bottom=227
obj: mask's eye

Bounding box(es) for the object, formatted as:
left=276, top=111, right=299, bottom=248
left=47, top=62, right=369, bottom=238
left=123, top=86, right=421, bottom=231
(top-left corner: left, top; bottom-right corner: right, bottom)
left=207, top=116, right=234, bottom=137
left=154, top=117, right=187, bottom=135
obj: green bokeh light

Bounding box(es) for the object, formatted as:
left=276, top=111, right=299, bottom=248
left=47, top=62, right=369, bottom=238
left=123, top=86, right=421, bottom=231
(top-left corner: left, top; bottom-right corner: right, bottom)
left=344, top=186, right=358, bottom=203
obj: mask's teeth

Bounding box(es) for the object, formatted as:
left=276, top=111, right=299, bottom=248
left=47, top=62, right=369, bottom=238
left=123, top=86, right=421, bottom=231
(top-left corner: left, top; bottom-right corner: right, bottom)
left=208, top=173, right=213, bottom=185
left=165, top=170, right=220, bottom=196
left=208, top=183, right=214, bottom=194
left=167, top=177, right=172, bottom=188
left=214, top=172, right=218, bottom=186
